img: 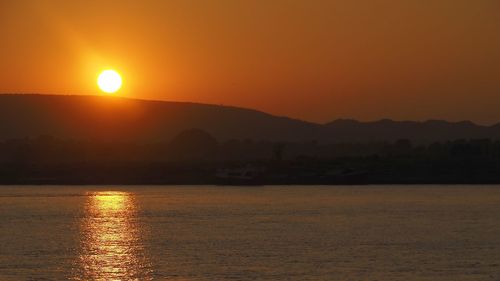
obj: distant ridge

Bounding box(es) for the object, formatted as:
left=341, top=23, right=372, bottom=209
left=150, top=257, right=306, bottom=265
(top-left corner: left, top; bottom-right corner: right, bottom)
left=1, top=94, right=499, bottom=143
left=323, top=118, right=495, bottom=143
left=0, top=94, right=319, bottom=142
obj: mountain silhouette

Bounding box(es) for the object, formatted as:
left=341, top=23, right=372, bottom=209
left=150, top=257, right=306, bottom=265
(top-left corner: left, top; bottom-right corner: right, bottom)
left=1, top=94, right=499, bottom=143
left=0, top=94, right=319, bottom=142
left=322, top=119, right=492, bottom=143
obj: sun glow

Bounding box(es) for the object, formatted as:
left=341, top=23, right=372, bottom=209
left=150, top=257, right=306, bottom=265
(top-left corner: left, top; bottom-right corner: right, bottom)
left=97, top=70, right=122, bottom=94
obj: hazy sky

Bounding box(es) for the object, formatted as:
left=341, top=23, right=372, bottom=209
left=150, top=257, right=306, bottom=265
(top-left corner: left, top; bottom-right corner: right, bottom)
left=1, top=0, right=500, bottom=124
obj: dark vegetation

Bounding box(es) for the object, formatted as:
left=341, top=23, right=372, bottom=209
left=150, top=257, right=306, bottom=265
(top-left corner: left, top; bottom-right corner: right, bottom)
left=1, top=130, right=500, bottom=184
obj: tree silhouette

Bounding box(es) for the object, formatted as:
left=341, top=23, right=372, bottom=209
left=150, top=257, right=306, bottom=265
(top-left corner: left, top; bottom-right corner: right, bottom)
left=273, top=143, right=285, bottom=161
left=168, top=129, right=218, bottom=161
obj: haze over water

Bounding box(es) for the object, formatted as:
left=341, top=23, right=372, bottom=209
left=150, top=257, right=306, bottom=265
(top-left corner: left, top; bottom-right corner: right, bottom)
left=1, top=185, right=499, bottom=280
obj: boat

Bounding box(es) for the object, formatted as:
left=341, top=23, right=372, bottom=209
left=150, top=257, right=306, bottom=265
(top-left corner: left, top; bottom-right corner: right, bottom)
left=215, top=165, right=264, bottom=185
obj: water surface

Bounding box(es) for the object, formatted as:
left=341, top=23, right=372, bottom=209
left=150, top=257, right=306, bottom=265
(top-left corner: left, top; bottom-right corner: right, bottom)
left=1, top=185, right=499, bottom=280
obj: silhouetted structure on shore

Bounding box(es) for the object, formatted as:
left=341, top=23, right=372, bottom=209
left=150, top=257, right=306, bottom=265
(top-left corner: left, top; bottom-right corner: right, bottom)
left=2, top=130, right=500, bottom=184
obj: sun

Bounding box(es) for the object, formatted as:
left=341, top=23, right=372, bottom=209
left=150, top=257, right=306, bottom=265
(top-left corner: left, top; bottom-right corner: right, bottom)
left=97, top=70, right=122, bottom=94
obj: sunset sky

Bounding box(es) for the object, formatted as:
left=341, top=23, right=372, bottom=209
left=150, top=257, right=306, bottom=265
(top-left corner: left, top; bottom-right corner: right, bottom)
left=1, top=0, right=500, bottom=124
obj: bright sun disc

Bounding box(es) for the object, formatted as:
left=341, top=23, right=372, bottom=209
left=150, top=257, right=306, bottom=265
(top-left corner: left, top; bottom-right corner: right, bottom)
left=97, top=70, right=122, bottom=94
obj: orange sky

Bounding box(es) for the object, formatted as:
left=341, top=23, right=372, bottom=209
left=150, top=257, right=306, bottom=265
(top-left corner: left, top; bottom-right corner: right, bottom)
left=1, top=0, right=500, bottom=124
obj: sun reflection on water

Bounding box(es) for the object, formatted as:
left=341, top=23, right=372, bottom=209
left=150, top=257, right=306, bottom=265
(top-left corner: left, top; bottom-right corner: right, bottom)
left=74, top=191, right=152, bottom=281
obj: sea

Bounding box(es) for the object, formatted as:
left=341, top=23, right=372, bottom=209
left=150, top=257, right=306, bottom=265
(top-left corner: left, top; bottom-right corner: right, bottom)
left=0, top=185, right=499, bottom=281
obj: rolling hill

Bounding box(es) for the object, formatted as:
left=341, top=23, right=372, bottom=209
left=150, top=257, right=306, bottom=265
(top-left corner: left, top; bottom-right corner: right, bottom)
left=0, top=94, right=319, bottom=142
left=1, top=94, right=499, bottom=143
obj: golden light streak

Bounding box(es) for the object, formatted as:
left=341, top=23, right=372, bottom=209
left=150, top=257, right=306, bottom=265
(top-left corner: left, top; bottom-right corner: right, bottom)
left=75, top=191, right=151, bottom=281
